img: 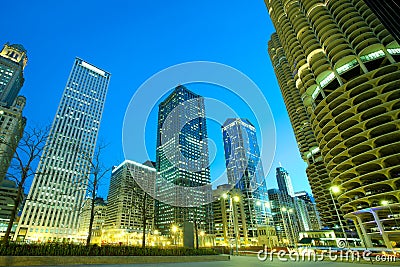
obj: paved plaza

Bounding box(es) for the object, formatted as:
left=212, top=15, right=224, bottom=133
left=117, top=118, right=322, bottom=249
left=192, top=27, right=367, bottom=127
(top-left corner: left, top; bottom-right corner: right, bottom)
left=20, top=255, right=398, bottom=267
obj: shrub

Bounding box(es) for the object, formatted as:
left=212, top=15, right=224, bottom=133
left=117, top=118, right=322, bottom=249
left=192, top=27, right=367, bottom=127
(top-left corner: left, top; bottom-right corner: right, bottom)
left=0, top=243, right=218, bottom=256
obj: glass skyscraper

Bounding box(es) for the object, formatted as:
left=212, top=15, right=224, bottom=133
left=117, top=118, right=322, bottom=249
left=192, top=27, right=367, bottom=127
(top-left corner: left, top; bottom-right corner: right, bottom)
left=155, top=85, right=212, bottom=235
left=276, top=166, right=295, bottom=198
left=221, top=118, right=271, bottom=239
left=16, top=58, right=110, bottom=242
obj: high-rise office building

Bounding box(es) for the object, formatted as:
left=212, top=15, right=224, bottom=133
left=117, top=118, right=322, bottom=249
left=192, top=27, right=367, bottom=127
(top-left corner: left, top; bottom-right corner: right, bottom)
left=265, top=0, right=400, bottom=249
left=268, top=188, right=300, bottom=246
left=155, top=85, right=212, bottom=235
left=104, top=160, right=156, bottom=244
left=15, top=58, right=110, bottom=242
left=0, top=43, right=28, bottom=183
left=295, top=191, right=322, bottom=231
left=276, top=166, right=295, bottom=197
left=363, top=0, right=400, bottom=44
left=221, top=118, right=271, bottom=239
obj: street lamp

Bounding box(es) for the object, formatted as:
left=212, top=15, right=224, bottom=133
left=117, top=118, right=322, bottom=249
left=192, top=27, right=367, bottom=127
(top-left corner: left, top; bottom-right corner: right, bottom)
left=329, top=186, right=348, bottom=248
left=232, top=195, right=240, bottom=255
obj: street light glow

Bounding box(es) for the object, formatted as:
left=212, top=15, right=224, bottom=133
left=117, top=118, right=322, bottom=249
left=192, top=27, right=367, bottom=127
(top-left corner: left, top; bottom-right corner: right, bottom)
left=256, top=200, right=261, bottom=206
left=381, top=200, right=389, bottom=206
left=330, top=185, right=341, bottom=194
left=171, top=225, right=178, bottom=233
left=282, top=207, right=287, bottom=212
left=233, top=196, right=240, bottom=202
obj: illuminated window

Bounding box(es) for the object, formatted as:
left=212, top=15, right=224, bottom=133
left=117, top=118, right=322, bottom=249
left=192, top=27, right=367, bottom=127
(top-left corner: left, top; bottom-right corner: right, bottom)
left=360, top=50, right=385, bottom=62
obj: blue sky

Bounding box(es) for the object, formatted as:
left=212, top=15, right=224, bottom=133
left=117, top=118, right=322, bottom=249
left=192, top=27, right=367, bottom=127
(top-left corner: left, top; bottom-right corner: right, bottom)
left=3, top=0, right=312, bottom=198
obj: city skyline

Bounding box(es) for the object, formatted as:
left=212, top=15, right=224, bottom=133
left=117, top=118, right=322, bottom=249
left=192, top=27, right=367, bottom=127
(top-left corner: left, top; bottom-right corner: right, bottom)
left=1, top=1, right=313, bottom=199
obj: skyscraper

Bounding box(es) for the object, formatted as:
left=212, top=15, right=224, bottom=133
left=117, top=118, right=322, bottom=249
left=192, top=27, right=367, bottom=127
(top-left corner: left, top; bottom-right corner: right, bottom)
left=276, top=166, right=295, bottom=197
left=295, top=191, right=322, bottom=231
left=267, top=188, right=299, bottom=246
left=15, top=58, right=110, bottom=242
left=265, top=0, right=400, bottom=249
left=0, top=43, right=28, bottom=182
left=221, top=118, right=271, bottom=240
left=155, top=85, right=212, bottom=235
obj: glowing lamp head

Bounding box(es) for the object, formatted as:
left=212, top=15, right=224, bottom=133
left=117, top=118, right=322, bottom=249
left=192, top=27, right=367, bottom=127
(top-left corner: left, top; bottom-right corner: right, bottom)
left=330, top=185, right=341, bottom=194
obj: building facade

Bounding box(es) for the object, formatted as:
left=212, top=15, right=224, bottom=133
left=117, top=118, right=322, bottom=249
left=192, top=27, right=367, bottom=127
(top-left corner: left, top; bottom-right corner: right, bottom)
left=0, top=43, right=27, bottom=107
left=212, top=186, right=248, bottom=246
left=268, top=188, right=301, bottom=246
left=155, top=85, right=212, bottom=235
left=0, top=179, right=19, bottom=239
left=103, top=160, right=156, bottom=245
left=265, top=0, right=400, bottom=249
left=363, top=0, right=400, bottom=44
left=295, top=191, right=322, bottom=231
left=77, top=197, right=107, bottom=244
left=15, top=58, right=110, bottom=242
left=213, top=184, right=278, bottom=247
left=221, top=118, right=272, bottom=239
left=0, top=43, right=28, bottom=182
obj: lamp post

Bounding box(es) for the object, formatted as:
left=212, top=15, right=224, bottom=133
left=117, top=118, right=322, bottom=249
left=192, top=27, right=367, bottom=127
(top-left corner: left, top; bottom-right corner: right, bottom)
left=329, top=186, right=348, bottom=248
left=381, top=200, right=399, bottom=229
left=233, top=195, right=240, bottom=255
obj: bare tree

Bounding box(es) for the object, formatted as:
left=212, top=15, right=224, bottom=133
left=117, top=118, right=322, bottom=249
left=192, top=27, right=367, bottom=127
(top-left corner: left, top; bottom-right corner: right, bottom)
left=76, top=143, right=111, bottom=246
left=1, top=126, right=48, bottom=244
left=141, top=191, right=156, bottom=248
